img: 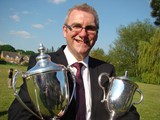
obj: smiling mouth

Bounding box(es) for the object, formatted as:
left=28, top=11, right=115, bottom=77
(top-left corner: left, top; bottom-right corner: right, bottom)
left=75, top=38, right=90, bottom=44
left=77, top=40, right=88, bottom=46
left=75, top=39, right=82, bottom=42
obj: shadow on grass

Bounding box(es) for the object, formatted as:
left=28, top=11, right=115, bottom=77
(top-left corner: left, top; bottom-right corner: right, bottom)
left=0, top=110, right=8, bottom=117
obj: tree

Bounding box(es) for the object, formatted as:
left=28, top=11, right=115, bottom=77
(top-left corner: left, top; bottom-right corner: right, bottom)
left=90, top=48, right=108, bottom=61
left=25, top=50, right=36, bottom=55
left=46, top=46, right=55, bottom=53
left=107, top=20, right=156, bottom=76
left=150, top=0, right=160, bottom=26
left=16, top=49, right=26, bottom=54
left=0, top=44, right=16, bottom=53
left=138, top=29, right=160, bottom=84
left=51, top=46, right=55, bottom=52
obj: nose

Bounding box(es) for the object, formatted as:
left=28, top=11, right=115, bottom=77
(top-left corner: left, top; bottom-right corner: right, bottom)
left=79, top=28, right=87, bottom=37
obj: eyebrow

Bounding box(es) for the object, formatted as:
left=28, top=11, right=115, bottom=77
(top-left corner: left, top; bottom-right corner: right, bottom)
left=64, top=24, right=72, bottom=30
left=71, top=23, right=97, bottom=27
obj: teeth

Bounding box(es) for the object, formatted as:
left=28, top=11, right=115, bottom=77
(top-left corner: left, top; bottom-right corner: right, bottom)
left=76, top=39, right=81, bottom=42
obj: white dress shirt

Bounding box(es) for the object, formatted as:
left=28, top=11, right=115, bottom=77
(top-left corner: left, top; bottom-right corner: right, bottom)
left=64, top=46, right=92, bottom=120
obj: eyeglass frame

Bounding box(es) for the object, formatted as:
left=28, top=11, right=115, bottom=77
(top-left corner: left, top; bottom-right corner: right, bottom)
left=64, top=24, right=98, bottom=34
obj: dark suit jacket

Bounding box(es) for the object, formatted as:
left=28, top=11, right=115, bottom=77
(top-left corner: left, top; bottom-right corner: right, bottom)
left=8, top=45, right=139, bottom=120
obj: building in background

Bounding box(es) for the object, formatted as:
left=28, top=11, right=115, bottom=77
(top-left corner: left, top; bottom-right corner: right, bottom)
left=0, top=51, right=29, bottom=65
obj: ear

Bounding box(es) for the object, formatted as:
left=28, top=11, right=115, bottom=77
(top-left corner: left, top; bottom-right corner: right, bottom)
left=63, top=25, right=67, bottom=38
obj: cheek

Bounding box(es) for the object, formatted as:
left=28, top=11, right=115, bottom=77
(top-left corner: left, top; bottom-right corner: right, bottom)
left=90, top=33, right=98, bottom=40
left=63, top=32, right=66, bottom=38
left=89, top=35, right=97, bottom=44
left=89, top=40, right=96, bottom=49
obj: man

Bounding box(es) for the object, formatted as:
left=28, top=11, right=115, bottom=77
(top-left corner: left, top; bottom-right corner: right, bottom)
left=8, top=3, right=139, bottom=120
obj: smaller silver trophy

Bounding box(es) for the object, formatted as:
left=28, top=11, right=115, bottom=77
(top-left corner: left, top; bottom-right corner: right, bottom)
left=98, top=71, right=143, bottom=120
left=12, top=44, right=76, bottom=120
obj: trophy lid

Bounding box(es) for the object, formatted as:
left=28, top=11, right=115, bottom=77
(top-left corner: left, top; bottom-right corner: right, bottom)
left=116, top=71, right=130, bottom=81
left=116, top=71, right=138, bottom=86
left=26, top=43, right=64, bottom=76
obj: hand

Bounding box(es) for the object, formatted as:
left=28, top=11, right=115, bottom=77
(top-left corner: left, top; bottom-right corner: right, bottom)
left=58, top=110, right=64, bottom=117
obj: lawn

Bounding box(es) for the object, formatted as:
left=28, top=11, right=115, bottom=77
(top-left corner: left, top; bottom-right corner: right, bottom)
left=134, top=82, right=160, bottom=120
left=0, top=64, right=160, bottom=120
left=0, top=64, right=27, bottom=120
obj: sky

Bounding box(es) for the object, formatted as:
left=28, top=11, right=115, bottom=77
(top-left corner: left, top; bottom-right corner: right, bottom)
left=0, top=0, right=154, bottom=53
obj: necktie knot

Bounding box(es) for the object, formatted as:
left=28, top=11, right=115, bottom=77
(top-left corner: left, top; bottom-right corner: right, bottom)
left=72, top=62, right=83, bottom=71
left=72, top=62, right=83, bottom=80
left=72, top=62, right=83, bottom=79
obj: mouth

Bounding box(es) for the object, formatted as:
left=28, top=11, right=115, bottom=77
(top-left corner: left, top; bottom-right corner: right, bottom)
left=75, top=38, right=90, bottom=44
left=75, top=39, right=83, bottom=43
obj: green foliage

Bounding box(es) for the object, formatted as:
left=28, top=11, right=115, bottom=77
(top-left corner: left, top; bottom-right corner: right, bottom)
left=21, top=61, right=29, bottom=66
left=0, top=45, right=36, bottom=55
left=150, top=0, right=160, bottom=26
left=46, top=46, right=55, bottom=53
left=0, top=58, right=7, bottom=64
left=16, top=49, right=26, bottom=54
left=107, top=20, right=156, bottom=76
left=51, top=46, right=55, bottom=52
left=90, top=48, right=108, bottom=61
left=138, top=29, right=160, bottom=84
left=25, top=50, right=36, bottom=55
left=141, top=72, right=160, bottom=84
left=0, top=44, right=16, bottom=53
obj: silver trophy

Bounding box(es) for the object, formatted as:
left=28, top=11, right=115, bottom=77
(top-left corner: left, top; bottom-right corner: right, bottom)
left=98, top=71, right=143, bottom=120
left=12, top=44, right=76, bottom=120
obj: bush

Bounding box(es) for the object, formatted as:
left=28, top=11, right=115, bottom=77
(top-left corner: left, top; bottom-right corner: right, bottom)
left=21, top=61, right=29, bottom=66
left=0, top=58, right=6, bottom=64
left=130, top=77, right=142, bottom=82
left=141, top=72, right=160, bottom=85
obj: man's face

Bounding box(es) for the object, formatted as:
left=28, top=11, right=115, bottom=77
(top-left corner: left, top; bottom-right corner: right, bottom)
left=63, top=9, right=98, bottom=61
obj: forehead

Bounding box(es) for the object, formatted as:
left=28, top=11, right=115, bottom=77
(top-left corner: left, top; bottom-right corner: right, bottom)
left=67, top=9, right=96, bottom=25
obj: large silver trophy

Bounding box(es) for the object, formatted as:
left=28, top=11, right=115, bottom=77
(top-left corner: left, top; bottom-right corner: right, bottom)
left=12, top=44, right=76, bottom=120
left=98, top=71, right=143, bottom=120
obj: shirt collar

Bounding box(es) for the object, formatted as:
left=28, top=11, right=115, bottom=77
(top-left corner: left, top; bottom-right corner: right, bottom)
left=64, top=46, right=89, bottom=68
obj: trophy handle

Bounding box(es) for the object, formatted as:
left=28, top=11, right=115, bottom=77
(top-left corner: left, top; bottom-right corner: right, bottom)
left=98, top=72, right=111, bottom=103
left=133, top=88, right=144, bottom=105
left=12, top=71, right=44, bottom=120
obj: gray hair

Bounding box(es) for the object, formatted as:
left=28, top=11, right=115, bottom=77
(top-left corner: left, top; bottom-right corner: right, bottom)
left=64, top=3, right=99, bottom=29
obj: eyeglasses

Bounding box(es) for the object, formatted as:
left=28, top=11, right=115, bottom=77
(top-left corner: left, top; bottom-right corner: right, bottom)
left=65, top=24, right=98, bottom=34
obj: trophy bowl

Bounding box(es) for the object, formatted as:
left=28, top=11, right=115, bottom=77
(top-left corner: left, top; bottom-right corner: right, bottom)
left=12, top=44, right=76, bottom=120
left=98, top=71, right=143, bottom=120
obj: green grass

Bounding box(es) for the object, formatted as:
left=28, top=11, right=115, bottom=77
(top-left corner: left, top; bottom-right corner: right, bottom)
left=0, top=64, right=160, bottom=120
left=134, top=82, right=160, bottom=120
left=0, top=64, right=27, bottom=120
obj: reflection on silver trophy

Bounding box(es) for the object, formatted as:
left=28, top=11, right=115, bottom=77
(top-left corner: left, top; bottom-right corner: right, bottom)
left=98, top=71, right=143, bottom=120
left=12, top=44, right=76, bottom=120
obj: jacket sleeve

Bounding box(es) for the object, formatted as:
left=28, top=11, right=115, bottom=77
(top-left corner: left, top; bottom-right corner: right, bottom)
left=118, top=105, right=140, bottom=120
